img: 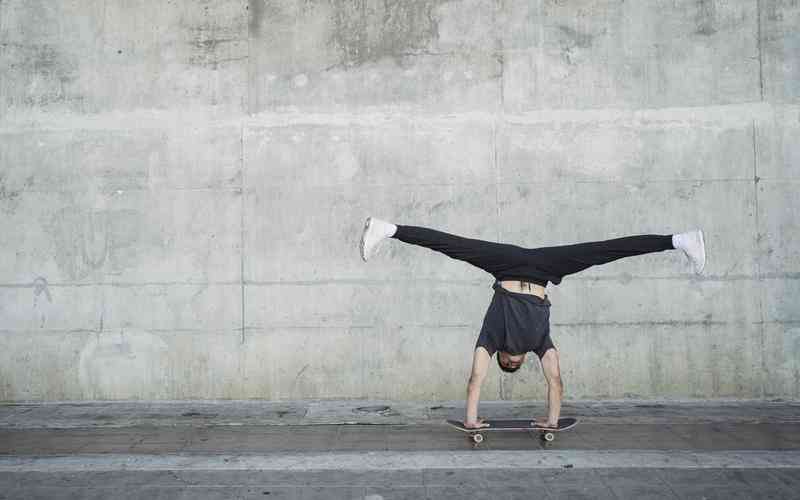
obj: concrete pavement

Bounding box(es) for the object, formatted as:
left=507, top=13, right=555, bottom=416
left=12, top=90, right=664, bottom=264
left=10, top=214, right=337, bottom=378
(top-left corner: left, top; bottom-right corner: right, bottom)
left=2, top=400, right=800, bottom=498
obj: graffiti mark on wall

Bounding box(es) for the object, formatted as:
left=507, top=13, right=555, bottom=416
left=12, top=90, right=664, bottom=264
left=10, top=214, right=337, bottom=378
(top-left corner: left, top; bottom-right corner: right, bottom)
left=33, top=276, right=52, bottom=328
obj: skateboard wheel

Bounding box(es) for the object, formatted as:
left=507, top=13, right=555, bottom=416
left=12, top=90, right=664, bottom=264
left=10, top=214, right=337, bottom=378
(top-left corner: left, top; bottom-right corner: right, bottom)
left=543, top=432, right=555, bottom=442
left=472, top=433, right=484, bottom=444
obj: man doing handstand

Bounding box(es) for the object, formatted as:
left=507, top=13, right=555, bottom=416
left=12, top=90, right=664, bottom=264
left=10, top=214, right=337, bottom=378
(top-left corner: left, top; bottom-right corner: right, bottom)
left=359, top=218, right=706, bottom=430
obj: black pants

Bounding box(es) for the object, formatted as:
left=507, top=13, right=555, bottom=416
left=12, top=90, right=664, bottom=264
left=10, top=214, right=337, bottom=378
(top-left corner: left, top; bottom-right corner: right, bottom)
left=392, top=225, right=675, bottom=286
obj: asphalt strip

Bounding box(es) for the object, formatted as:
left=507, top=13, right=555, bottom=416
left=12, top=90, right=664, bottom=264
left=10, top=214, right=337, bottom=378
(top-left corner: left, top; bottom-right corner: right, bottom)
left=2, top=450, right=800, bottom=472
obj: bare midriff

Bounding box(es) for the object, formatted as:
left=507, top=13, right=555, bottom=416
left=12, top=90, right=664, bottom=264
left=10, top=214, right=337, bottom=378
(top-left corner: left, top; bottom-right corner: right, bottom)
left=499, top=280, right=546, bottom=298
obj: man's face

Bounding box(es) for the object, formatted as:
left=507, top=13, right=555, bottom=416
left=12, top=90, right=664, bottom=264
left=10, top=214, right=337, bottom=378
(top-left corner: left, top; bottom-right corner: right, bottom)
left=499, top=352, right=526, bottom=370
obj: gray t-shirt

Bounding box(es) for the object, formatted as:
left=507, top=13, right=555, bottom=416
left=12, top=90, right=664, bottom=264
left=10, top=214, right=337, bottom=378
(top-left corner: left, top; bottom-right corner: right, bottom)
left=476, top=281, right=554, bottom=358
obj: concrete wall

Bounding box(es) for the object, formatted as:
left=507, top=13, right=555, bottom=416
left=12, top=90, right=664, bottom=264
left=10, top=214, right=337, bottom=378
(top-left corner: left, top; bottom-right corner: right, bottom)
left=0, top=0, right=797, bottom=401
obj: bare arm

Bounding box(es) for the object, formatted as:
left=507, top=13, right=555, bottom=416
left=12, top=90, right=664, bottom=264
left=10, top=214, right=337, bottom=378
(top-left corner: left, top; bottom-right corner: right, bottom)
left=465, top=347, right=491, bottom=428
left=539, top=348, right=563, bottom=427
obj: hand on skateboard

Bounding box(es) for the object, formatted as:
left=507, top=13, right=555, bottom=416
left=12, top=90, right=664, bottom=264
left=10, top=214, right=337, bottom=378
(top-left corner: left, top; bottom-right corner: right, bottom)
left=463, top=417, right=490, bottom=429
left=531, top=417, right=559, bottom=430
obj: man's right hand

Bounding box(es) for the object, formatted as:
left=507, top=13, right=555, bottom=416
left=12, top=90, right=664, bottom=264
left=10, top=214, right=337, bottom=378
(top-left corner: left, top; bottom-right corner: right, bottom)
left=465, top=347, right=491, bottom=428
left=463, top=418, right=490, bottom=429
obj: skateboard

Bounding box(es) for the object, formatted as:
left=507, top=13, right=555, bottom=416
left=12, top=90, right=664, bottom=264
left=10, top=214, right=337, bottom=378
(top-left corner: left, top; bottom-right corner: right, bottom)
left=446, top=417, right=578, bottom=447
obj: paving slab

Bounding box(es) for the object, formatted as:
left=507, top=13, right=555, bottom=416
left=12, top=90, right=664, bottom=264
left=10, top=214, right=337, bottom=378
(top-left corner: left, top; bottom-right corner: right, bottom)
left=2, top=465, right=800, bottom=500
left=594, top=469, right=678, bottom=500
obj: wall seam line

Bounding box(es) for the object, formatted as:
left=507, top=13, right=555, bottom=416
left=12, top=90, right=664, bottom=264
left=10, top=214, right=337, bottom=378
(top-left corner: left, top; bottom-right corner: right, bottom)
left=240, top=123, right=246, bottom=346
left=756, top=0, right=764, bottom=101
left=752, top=120, right=765, bottom=398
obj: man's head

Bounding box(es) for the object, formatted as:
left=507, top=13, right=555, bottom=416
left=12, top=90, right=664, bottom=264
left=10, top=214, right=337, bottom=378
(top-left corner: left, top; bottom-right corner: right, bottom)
left=497, top=351, right=526, bottom=373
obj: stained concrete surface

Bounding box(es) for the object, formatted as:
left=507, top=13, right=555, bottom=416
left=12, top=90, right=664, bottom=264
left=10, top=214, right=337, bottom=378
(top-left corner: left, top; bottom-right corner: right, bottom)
left=1, top=0, right=799, bottom=402
left=2, top=401, right=800, bottom=499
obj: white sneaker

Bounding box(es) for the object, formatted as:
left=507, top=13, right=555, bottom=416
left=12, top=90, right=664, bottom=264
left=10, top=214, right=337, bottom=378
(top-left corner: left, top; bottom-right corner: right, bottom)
left=360, top=217, right=397, bottom=261
left=672, top=229, right=706, bottom=274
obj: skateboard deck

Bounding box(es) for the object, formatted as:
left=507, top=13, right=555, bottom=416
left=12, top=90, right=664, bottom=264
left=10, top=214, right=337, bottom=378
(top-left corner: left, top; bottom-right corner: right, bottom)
left=446, top=417, right=578, bottom=447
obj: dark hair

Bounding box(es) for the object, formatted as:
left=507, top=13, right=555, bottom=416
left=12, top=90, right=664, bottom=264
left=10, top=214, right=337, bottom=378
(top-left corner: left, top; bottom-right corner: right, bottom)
left=497, top=354, right=521, bottom=373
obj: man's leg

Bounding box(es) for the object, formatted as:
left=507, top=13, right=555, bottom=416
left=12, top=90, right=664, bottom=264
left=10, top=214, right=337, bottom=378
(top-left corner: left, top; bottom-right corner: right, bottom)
left=531, top=231, right=705, bottom=280
left=362, top=218, right=522, bottom=276
left=393, top=225, right=525, bottom=275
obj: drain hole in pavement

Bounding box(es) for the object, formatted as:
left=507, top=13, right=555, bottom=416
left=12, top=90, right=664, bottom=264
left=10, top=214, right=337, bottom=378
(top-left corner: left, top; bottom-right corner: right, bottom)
left=182, top=412, right=218, bottom=418
left=354, top=405, right=392, bottom=414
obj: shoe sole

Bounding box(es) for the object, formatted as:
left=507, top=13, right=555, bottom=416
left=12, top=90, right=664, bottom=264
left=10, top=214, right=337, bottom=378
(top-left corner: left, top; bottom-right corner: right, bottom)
left=360, top=216, right=372, bottom=261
